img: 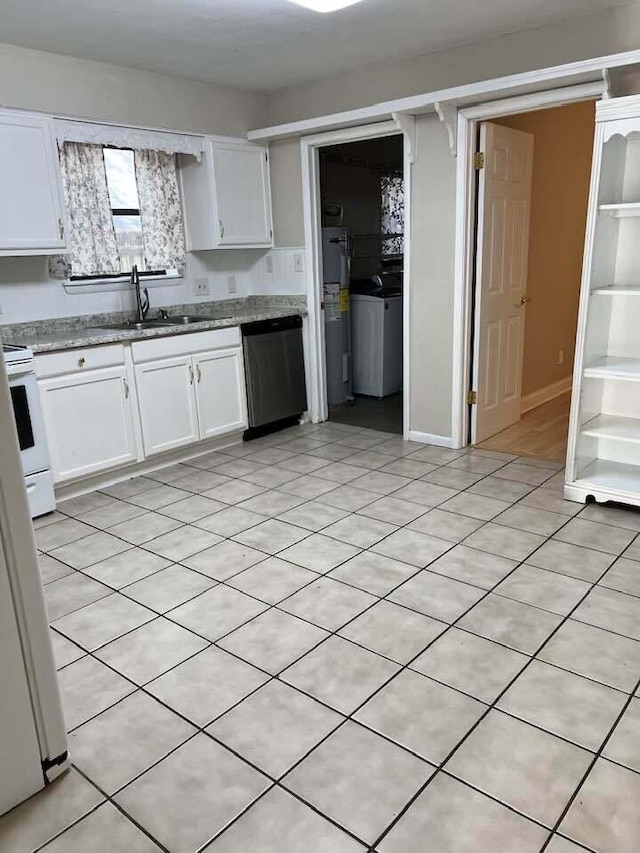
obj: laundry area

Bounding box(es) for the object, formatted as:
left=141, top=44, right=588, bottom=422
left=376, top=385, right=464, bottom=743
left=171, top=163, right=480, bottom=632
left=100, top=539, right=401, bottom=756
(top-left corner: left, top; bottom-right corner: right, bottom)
left=319, top=135, right=404, bottom=434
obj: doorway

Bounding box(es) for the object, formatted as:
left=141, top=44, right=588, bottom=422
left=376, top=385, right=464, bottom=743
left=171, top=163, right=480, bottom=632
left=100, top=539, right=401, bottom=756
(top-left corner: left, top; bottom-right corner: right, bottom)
left=469, top=99, right=596, bottom=461
left=318, top=134, right=405, bottom=434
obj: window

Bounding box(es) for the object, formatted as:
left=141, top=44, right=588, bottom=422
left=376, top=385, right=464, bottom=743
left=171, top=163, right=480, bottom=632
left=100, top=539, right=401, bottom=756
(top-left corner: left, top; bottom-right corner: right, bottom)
left=102, top=148, right=146, bottom=276
left=54, top=141, right=186, bottom=283
left=380, top=173, right=404, bottom=257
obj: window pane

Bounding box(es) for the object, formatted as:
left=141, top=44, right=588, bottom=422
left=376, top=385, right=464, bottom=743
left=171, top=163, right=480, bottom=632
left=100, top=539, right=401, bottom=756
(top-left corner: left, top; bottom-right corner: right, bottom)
left=104, top=148, right=139, bottom=210
left=113, top=215, right=145, bottom=273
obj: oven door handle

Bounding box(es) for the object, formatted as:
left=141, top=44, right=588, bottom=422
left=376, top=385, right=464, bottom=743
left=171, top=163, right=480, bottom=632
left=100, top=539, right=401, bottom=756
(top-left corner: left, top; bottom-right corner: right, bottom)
left=6, top=364, right=34, bottom=380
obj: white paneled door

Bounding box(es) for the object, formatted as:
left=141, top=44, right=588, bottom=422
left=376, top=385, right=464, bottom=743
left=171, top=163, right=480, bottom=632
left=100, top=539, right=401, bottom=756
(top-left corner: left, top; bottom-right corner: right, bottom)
left=472, top=121, right=534, bottom=444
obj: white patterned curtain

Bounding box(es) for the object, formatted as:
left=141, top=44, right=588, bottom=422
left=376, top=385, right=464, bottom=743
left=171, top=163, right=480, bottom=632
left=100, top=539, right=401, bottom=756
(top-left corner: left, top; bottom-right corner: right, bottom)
left=57, top=142, right=121, bottom=276
left=381, top=173, right=404, bottom=256
left=134, top=149, right=186, bottom=270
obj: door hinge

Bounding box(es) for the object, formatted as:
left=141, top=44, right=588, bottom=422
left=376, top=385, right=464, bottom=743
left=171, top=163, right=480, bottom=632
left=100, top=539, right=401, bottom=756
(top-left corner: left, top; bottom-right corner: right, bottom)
left=474, top=152, right=485, bottom=170
left=467, top=390, right=477, bottom=405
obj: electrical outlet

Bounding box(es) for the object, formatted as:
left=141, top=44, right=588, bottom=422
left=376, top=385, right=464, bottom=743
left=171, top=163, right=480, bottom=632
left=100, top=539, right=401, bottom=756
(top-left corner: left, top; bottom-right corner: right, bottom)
left=227, top=275, right=237, bottom=294
left=557, top=349, right=565, bottom=365
left=195, top=277, right=209, bottom=296
left=293, top=253, right=304, bottom=273
left=265, top=255, right=275, bottom=275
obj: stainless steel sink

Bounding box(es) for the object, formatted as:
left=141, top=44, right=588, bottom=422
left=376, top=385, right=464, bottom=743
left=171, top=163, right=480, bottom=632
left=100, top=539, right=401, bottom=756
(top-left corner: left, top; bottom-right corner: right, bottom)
left=95, top=320, right=177, bottom=331
left=162, top=315, right=221, bottom=325
left=92, top=315, right=234, bottom=332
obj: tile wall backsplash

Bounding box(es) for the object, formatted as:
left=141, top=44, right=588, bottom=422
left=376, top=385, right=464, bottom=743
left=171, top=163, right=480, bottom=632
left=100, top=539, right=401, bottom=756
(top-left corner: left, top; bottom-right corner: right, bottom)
left=0, top=247, right=306, bottom=324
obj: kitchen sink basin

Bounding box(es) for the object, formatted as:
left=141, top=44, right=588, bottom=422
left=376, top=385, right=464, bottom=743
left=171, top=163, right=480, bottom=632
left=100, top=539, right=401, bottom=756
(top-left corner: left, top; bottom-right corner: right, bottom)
left=162, top=315, right=220, bottom=325
left=95, top=320, right=177, bottom=331
left=92, top=315, right=234, bottom=332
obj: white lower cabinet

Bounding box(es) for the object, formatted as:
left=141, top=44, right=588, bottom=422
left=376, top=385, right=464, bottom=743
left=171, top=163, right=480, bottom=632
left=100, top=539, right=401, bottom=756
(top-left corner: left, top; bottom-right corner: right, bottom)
left=38, top=366, right=137, bottom=483
left=195, top=348, right=247, bottom=439
left=37, top=327, right=248, bottom=488
left=135, top=356, right=199, bottom=456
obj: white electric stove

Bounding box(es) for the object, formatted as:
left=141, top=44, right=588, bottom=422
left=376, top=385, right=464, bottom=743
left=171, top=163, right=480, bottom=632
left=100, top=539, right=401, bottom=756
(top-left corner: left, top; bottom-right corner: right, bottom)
left=2, top=344, right=55, bottom=517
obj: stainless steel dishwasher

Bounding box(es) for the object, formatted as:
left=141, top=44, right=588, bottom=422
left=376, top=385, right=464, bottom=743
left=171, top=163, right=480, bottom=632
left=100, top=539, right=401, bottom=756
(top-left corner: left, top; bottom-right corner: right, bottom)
left=242, top=315, right=307, bottom=438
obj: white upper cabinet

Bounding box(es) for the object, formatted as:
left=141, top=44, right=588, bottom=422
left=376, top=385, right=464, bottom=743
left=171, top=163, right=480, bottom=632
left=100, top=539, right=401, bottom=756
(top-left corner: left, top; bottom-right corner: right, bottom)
left=0, top=110, right=68, bottom=256
left=180, top=138, right=273, bottom=250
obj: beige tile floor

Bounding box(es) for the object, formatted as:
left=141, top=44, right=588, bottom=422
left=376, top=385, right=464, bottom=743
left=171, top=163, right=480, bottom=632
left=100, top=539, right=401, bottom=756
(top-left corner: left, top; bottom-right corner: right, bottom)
left=2, top=421, right=640, bottom=851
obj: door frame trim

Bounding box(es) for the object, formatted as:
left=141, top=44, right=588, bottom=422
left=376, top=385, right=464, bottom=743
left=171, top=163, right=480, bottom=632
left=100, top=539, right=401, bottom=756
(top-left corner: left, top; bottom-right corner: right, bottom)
left=300, top=120, right=412, bottom=437
left=450, top=80, right=607, bottom=448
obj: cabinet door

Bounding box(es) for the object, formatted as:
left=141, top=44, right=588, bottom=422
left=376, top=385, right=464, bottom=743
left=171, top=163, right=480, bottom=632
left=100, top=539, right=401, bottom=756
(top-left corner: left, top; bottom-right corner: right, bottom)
left=39, top=367, right=137, bottom=483
left=210, top=141, right=273, bottom=247
left=194, top=348, right=247, bottom=440
left=135, top=356, right=199, bottom=455
left=0, top=111, right=67, bottom=254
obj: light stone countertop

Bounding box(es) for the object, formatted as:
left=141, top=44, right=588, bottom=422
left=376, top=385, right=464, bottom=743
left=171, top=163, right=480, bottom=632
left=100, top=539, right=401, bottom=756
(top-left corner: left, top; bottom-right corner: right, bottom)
left=0, top=296, right=306, bottom=354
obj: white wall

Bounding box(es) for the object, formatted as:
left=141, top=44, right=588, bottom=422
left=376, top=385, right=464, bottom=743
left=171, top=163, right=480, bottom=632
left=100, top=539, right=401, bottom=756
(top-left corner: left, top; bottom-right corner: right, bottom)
left=0, top=247, right=307, bottom=325
left=269, top=138, right=306, bottom=248
left=266, top=4, right=640, bottom=124
left=264, top=3, right=640, bottom=441
left=0, top=43, right=266, bottom=136
left=409, top=116, right=456, bottom=439
left=0, top=42, right=282, bottom=324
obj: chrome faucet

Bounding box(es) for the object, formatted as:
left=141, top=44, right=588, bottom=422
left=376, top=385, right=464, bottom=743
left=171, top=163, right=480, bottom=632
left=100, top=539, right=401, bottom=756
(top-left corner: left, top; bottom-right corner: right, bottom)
left=132, top=265, right=150, bottom=322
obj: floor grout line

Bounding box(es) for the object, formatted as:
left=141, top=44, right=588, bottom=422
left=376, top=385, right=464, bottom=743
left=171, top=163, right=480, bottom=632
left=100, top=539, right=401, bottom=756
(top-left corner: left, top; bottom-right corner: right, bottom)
left=29, top=423, right=640, bottom=851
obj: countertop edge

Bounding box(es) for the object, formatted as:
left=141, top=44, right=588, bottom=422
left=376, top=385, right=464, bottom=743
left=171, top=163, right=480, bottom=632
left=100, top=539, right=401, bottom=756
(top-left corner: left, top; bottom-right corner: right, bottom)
left=4, top=307, right=307, bottom=354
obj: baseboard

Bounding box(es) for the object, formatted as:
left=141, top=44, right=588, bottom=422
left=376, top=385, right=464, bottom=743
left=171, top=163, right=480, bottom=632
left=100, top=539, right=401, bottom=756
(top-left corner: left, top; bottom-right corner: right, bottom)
left=520, top=376, right=572, bottom=414
left=407, top=430, right=456, bottom=448
left=54, top=431, right=245, bottom=502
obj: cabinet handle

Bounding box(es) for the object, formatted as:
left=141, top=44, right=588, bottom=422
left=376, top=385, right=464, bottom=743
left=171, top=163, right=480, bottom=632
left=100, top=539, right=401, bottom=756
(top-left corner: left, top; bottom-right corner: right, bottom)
left=196, top=364, right=201, bottom=383
left=58, top=218, right=64, bottom=240
left=78, top=356, right=85, bottom=367
left=123, top=378, right=129, bottom=399
left=189, top=364, right=194, bottom=385
left=219, top=219, right=225, bottom=239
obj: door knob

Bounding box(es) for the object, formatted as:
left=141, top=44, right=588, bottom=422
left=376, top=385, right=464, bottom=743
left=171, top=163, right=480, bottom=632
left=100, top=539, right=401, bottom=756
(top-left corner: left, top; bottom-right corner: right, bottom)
left=520, top=294, right=531, bottom=306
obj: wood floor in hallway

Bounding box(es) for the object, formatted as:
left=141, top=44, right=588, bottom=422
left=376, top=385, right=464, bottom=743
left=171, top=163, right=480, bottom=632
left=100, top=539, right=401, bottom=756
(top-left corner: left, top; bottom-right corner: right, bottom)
left=476, top=391, right=571, bottom=463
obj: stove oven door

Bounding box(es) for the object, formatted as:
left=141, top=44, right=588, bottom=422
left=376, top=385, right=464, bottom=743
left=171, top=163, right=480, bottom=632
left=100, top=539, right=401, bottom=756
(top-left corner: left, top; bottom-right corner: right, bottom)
left=7, top=367, right=50, bottom=477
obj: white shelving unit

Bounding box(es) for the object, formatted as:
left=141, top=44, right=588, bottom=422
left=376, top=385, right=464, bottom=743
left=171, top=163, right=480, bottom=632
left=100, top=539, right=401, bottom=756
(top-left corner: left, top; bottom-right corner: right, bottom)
left=566, top=94, right=640, bottom=507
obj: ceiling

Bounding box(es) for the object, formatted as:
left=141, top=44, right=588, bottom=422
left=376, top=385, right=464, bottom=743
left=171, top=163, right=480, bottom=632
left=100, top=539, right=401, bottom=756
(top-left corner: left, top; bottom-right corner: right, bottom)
left=0, top=0, right=631, bottom=92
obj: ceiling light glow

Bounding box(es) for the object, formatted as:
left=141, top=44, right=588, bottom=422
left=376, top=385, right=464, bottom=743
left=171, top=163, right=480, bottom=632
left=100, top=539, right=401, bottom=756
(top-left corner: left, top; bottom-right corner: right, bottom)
left=288, top=0, right=365, bottom=12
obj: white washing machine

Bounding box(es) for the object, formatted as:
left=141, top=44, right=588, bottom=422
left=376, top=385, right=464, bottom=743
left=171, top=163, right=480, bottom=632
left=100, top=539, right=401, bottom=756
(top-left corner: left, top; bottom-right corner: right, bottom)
left=351, top=294, right=402, bottom=398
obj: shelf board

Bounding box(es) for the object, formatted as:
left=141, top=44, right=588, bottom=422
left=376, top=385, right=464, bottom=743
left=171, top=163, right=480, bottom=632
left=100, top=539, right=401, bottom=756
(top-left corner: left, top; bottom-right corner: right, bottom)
left=574, top=458, right=640, bottom=494
left=592, top=285, right=640, bottom=296
left=582, top=414, right=640, bottom=443
left=583, top=357, right=640, bottom=381
left=599, top=202, right=640, bottom=217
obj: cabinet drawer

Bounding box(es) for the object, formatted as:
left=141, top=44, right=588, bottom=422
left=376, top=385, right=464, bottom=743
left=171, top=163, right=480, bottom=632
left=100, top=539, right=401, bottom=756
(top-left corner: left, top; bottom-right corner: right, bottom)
left=35, top=343, right=125, bottom=379
left=132, top=327, right=240, bottom=363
